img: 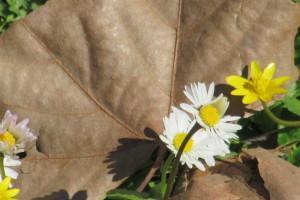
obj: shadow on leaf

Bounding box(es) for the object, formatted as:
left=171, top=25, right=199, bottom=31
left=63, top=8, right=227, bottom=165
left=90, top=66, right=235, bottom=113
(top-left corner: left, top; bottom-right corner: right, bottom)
left=104, top=128, right=159, bottom=181
left=32, top=190, right=87, bottom=200
left=215, top=83, right=245, bottom=116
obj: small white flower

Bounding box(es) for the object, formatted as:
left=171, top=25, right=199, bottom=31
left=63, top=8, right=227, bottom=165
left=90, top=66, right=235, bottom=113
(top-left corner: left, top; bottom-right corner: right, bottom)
left=180, top=82, right=242, bottom=143
left=0, top=155, right=21, bottom=181
left=160, top=107, right=229, bottom=170
left=0, top=110, right=36, bottom=155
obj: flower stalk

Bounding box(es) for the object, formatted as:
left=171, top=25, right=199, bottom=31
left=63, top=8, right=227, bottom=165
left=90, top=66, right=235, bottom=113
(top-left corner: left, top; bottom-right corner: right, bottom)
left=261, top=101, right=300, bottom=127
left=163, top=123, right=199, bottom=200
left=0, top=153, right=5, bottom=179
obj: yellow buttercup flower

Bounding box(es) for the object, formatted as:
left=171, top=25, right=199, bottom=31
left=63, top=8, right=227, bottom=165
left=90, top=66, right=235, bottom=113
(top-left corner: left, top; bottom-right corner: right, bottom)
left=226, top=61, right=290, bottom=104
left=0, top=177, right=19, bottom=200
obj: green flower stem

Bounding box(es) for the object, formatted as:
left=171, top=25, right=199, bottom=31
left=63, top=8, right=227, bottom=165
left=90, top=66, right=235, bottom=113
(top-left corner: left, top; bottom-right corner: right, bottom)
left=0, top=153, right=5, bottom=179
left=261, top=101, right=300, bottom=127
left=161, top=154, right=175, bottom=199
left=163, top=123, right=199, bottom=200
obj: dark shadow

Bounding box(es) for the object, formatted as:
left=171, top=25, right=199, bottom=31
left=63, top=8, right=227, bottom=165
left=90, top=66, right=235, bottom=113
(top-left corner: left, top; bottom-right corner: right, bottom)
left=215, top=83, right=245, bottom=116
left=72, top=191, right=88, bottom=200
left=294, top=27, right=300, bottom=68
left=104, top=127, right=159, bottom=181
left=240, top=156, right=271, bottom=200
left=144, top=127, right=160, bottom=140
left=215, top=65, right=249, bottom=116
left=32, top=190, right=87, bottom=200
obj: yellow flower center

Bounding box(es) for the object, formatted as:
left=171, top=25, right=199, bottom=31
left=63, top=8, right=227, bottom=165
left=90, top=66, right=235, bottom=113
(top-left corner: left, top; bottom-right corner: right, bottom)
left=199, top=105, right=220, bottom=127
left=173, top=133, right=193, bottom=153
left=246, top=78, right=269, bottom=95
left=0, top=131, right=16, bottom=147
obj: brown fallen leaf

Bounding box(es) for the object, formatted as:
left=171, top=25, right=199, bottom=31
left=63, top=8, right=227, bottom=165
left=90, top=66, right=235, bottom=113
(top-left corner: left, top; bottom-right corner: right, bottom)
left=173, top=174, right=263, bottom=200
left=172, top=157, right=269, bottom=200
left=242, top=148, right=300, bottom=200
left=0, top=0, right=299, bottom=199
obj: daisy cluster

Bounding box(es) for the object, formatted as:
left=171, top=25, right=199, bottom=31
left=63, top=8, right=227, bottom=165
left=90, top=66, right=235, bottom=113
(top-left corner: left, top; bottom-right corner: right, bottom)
left=160, top=82, right=242, bottom=170
left=0, top=110, right=36, bottom=184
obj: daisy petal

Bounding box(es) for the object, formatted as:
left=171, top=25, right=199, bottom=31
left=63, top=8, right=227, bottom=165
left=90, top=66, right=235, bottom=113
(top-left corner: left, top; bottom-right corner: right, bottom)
left=207, top=82, right=215, bottom=101
left=194, top=159, right=206, bottom=171
left=180, top=103, right=197, bottom=115
left=4, top=167, right=19, bottom=179
left=217, top=123, right=242, bottom=132
left=203, top=156, right=215, bottom=166
left=221, top=115, right=240, bottom=122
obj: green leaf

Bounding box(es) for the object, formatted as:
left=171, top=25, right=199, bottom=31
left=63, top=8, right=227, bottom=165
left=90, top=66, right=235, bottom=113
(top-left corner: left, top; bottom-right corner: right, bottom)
left=288, top=147, right=300, bottom=167
left=278, top=133, right=291, bottom=145
left=148, top=154, right=174, bottom=199
left=149, top=182, right=163, bottom=199
left=283, top=97, right=300, bottom=116
left=159, top=154, right=174, bottom=197
left=0, top=0, right=47, bottom=33
left=282, top=80, right=300, bottom=116
left=105, top=189, right=155, bottom=200
left=277, top=128, right=300, bottom=145
left=285, top=80, right=300, bottom=98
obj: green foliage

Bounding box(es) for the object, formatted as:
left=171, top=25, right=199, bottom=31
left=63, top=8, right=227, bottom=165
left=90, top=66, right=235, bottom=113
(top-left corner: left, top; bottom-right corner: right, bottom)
left=277, top=128, right=300, bottom=146
left=275, top=80, right=300, bottom=167
left=148, top=154, right=174, bottom=199
left=105, top=189, right=156, bottom=200
left=287, top=146, right=300, bottom=166
left=0, top=0, right=47, bottom=33
left=282, top=80, right=300, bottom=116
left=105, top=154, right=174, bottom=200
left=232, top=83, right=300, bottom=153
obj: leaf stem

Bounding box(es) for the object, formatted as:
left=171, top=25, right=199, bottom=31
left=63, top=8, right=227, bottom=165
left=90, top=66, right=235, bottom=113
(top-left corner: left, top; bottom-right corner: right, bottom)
left=163, top=123, right=199, bottom=200
left=137, top=144, right=166, bottom=192
left=161, top=154, right=175, bottom=199
left=0, top=153, right=5, bottom=179
left=261, top=101, right=300, bottom=127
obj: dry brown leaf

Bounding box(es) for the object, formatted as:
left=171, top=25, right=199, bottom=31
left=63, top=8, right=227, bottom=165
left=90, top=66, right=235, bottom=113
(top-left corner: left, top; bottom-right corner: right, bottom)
left=0, top=0, right=299, bottom=199
left=243, top=148, right=300, bottom=200
left=173, top=173, right=263, bottom=200
left=173, top=158, right=269, bottom=200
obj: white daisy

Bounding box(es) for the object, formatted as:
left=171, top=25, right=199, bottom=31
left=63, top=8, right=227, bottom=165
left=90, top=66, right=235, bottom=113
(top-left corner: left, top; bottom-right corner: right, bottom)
left=159, top=107, right=229, bottom=170
left=0, top=155, right=21, bottom=181
left=0, top=110, right=36, bottom=155
left=180, top=82, right=242, bottom=143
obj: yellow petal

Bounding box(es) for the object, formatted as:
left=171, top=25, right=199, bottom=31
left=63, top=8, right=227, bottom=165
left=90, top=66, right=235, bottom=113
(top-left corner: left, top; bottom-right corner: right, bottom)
left=259, top=94, right=273, bottom=102
left=226, top=76, right=248, bottom=88
left=242, top=95, right=258, bottom=104
left=0, top=177, right=11, bottom=191
left=262, top=62, right=276, bottom=80
left=270, top=87, right=287, bottom=95
left=250, top=61, right=262, bottom=80
left=271, top=76, right=290, bottom=86
left=6, top=188, right=20, bottom=197
left=231, top=88, right=250, bottom=96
